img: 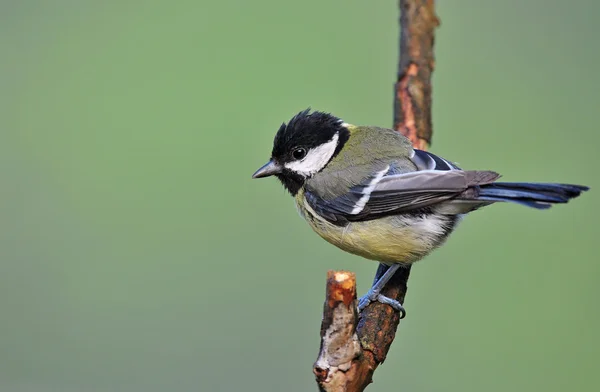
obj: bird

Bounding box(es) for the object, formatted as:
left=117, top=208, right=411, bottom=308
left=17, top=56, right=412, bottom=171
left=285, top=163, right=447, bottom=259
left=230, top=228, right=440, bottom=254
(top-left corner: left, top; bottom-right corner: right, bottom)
left=252, top=109, right=589, bottom=314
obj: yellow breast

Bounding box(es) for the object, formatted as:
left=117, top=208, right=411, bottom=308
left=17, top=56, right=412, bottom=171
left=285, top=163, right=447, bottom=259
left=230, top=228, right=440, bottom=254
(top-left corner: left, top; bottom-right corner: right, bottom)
left=295, top=191, right=450, bottom=265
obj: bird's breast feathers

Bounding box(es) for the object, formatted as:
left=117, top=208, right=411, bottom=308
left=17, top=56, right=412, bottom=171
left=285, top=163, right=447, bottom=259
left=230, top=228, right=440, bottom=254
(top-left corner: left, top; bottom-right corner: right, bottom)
left=295, top=188, right=459, bottom=264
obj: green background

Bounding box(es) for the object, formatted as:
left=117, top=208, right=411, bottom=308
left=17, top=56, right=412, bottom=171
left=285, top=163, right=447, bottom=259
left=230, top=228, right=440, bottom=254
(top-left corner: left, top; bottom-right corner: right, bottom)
left=1, top=1, right=598, bottom=391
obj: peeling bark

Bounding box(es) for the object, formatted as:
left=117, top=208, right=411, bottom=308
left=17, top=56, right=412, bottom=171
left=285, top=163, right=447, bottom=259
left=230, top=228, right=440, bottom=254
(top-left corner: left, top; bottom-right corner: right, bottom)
left=314, top=271, right=361, bottom=390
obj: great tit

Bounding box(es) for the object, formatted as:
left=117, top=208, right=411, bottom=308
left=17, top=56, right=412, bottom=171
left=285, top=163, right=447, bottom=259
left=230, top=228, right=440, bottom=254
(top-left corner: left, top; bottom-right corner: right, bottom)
left=252, top=109, right=588, bottom=313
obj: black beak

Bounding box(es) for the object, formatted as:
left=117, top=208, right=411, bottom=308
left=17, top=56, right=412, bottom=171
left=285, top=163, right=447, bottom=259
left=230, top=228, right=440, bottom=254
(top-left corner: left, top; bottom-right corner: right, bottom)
left=252, top=160, right=283, bottom=179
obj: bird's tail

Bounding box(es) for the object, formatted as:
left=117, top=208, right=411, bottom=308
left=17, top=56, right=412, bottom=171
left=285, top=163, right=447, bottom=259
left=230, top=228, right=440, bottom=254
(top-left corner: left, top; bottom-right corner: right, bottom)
left=477, top=182, right=589, bottom=209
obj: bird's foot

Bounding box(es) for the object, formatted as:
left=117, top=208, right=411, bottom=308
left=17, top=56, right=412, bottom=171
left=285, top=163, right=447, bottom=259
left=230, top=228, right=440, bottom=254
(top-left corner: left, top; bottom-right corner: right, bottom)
left=357, top=290, right=376, bottom=311
left=375, top=295, right=406, bottom=318
left=357, top=291, right=406, bottom=319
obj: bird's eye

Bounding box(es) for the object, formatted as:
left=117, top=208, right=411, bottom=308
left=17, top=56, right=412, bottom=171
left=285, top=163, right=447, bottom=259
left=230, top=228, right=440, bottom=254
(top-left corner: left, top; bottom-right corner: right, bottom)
left=292, top=148, right=307, bottom=160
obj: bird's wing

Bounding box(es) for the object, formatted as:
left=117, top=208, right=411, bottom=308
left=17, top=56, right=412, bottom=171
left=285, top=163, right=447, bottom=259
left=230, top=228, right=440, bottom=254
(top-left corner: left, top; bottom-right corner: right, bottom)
left=410, top=149, right=461, bottom=171
left=353, top=169, right=500, bottom=219
left=304, top=150, right=499, bottom=224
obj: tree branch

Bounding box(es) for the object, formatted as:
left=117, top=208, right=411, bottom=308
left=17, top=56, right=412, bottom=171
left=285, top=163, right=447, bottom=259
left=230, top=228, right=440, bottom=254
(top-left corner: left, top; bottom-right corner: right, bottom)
left=313, top=1, right=439, bottom=390
left=395, top=0, right=439, bottom=149
left=314, top=271, right=362, bottom=391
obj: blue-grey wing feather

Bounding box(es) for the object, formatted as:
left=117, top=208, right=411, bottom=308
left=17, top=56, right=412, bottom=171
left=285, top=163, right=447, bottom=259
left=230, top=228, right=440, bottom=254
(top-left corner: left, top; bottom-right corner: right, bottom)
left=305, top=151, right=499, bottom=223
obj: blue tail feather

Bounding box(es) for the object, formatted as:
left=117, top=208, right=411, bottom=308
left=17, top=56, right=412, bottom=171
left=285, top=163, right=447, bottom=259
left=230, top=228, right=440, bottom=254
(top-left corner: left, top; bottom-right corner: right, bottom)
left=477, top=182, right=588, bottom=209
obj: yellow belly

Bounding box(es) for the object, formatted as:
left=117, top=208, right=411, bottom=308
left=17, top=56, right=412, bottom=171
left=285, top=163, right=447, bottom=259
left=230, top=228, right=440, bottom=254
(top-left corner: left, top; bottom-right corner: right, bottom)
left=296, top=195, right=452, bottom=265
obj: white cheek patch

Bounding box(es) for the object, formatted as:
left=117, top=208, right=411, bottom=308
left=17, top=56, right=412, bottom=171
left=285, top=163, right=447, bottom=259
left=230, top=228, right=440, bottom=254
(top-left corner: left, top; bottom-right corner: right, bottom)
left=284, top=133, right=339, bottom=177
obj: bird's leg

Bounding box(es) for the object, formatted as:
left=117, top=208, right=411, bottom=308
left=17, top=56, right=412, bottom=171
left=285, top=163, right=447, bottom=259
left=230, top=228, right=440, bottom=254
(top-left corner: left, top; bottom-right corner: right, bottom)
left=357, top=263, right=406, bottom=318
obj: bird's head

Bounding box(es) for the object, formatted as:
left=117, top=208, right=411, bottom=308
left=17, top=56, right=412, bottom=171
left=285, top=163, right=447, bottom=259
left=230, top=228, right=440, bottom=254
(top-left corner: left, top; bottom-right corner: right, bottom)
left=252, top=109, right=350, bottom=195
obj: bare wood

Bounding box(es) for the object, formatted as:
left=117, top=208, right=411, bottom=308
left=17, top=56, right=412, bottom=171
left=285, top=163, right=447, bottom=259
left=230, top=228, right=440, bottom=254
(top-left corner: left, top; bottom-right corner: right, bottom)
left=314, top=0, right=439, bottom=390
left=313, top=271, right=361, bottom=391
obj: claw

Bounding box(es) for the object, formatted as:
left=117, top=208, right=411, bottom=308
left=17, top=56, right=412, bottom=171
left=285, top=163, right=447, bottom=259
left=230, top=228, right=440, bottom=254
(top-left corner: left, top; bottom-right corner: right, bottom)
left=357, top=287, right=379, bottom=312
left=357, top=263, right=407, bottom=317
left=357, top=296, right=372, bottom=312
left=376, top=294, right=406, bottom=319
left=357, top=293, right=406, bottom=318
